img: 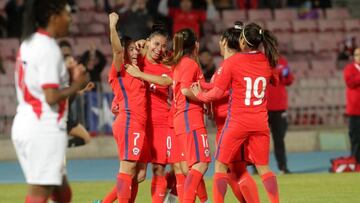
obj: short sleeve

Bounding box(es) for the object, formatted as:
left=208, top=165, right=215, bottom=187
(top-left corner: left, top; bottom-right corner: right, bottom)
left=39, top=46, right=63, bottom=89
left=108, top=63, right=119, bottom=83
left=214, top=61, right=231, bottom=91
left=179, top=58, right=198, bottom=89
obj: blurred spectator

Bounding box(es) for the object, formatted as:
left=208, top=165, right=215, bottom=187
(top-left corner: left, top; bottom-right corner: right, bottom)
left=267, top=55, right=295, bottom=174
left=343, top=48, right=360, bottom=163
left=199, top=49, right=216, bottom=82
left=235, top=0, right=258, bottom=9
left=59, top=40, right=74, bottom=59
left=117, top=0, right=153, bottom=40
left=5, top=0, right=24, bottom=38
left=68, top=0, right=78, bottom=13
left=311, top=0, right=332, bottom=9
left=338, top=36, right=357, bottom=69
left=104, top=0, right=131, bottom=13
left=158, top=0, right=218, bottom=37
left=0, top=14, right=6, bottom=38
left=214, top=0, right=235, bottom=9
left=80, top=44, right=107, bottom=87
left=260, top=0, right=285, bottom=9
left=0, top=56, right=5, bottom=74
left=298, top=0, right=320, bottom=19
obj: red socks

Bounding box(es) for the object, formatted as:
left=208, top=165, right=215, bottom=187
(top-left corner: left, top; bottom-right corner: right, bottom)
left=175, top=173, right=186, bottom=203
left=25, top=196, right=48, bottom=203
left=116, top=173, right=133, bottom=203
left=261, top=172, right=279, bottom=203
left=50, top=183, right=72, bottom=203
left=130, top=178, right=139, bottom=203
left=183, top=169, right=204, bottom=203
left=228, top=163, right=246, bottom=202
left=166, top=172, right=177, bottom=196
left=103, top=186, right=117, bottom=203
left=213, top=172, right=228, bottom=203
left=151, top=176, right=168, bottom=203
left=197, top=178, right=208, bottom=202
left=238, top=172, right=260, bottom=203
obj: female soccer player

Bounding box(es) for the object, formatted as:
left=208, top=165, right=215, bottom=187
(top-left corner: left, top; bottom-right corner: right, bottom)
left=164, top=28, right=211, bottom=203
left=12, top=0, right=88, bottom=202
left=192, top=23, right=280, bottom=203
left=198, top=22, right=250, bottom=203
left=105, top=12, right=148, bottom=203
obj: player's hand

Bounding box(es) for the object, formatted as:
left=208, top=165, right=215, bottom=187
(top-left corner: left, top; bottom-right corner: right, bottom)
left=125, top=64, right=142, bottom=78
left=191, top=81, right=202, bottom=96
left=83, top=82, right=95, bottom=92
left=72, top=64, right=89, bottom=90
left=135, top=39, right=146, bottom=50
left=109, top=12, right=119, bottom=29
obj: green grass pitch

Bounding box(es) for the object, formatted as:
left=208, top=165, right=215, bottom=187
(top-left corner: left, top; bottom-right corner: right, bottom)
left=1, top=173, right=359, bottom=202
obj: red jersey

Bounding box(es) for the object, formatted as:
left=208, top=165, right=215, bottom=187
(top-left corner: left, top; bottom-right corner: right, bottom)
left=142, top=57, right=172, bottom=127
left=267, top=57, right=294, bottom=111
left=173, top=56, right=205, bottom=135
left=344, top=62, right=360, bottom=116
left=108, top=63, right=147, bottom=128
left=169, top=8, right=206, bottom=37
left=214, top=52, right=273, bottom=131
left=211, top=66, right=229, bottom=125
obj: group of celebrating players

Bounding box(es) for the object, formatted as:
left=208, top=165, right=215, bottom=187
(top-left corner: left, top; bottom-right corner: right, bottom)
left=12, top=0, right=280, bottom=203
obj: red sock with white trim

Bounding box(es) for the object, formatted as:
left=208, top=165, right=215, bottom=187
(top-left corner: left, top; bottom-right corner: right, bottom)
left=151, top=176, right=167, bottom=203
left=175, top=173, right=186, bottom=203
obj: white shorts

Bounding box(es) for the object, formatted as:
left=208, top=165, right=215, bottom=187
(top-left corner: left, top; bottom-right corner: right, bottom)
left=11, top=115, right=67, bottom=186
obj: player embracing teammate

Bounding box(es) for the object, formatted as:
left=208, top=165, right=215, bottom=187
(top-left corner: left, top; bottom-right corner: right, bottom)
left=192, top=22, right=280, bottom=203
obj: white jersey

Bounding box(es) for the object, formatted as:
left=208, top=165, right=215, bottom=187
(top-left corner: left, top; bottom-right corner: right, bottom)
left=14, top=30, right=69, bottom=130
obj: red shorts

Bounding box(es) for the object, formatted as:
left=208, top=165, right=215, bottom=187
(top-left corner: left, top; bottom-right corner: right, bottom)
left=215, top=126, right=270, bottom=165
left=168, top=127, right=185, bottom=163
left=178, top=128, right=211, bottom=167
left=148, top=125, right=171, bottom=164
left=113, top=120, right=146, bottom=161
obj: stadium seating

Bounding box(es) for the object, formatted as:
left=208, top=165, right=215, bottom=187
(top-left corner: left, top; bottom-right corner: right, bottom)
left=274, top=8, right=298, bottom=20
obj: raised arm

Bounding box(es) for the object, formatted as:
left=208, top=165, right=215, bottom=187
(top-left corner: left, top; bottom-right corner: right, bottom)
left=109, top=12, right=123, bottom=72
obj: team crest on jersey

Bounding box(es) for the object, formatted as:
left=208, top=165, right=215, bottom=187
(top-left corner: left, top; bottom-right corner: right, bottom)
left=204, top=149, right=210, bottom=157
left=133, top=147, right=140, bottom=156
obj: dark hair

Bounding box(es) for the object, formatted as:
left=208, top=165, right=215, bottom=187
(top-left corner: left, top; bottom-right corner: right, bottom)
left=241, top=23, right=279, bottom=67
left=59, top=40, right=72, bottom=49
left=149, top=22, right=169, bottom=40
left=164, top=28, right=197, bottom=66
left=120, top=35, right=135, bottom=63
left=221, top=21, right=243, bottom=51
left=22, top=0, right=68, bottom=41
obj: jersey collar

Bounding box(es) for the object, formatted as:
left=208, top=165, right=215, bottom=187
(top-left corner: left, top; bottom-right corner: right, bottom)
left=37, top=29, right=51, bottom=37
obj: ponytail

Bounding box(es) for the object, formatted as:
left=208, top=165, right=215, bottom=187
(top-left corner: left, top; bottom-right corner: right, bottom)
left=261, top=29, right=279, bottom=68
left=241, top=23, right=279, bottom=68
left=163, top=28, right=197, bottom=66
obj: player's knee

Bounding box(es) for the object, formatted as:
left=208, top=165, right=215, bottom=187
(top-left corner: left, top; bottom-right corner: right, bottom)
left=152, top=164, right=166, bottom=176
left=215, top=160, right=228, bottom=173
left=192, top=162, right=208, bottom=174
left=255, top=164, right=270, bottom=175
